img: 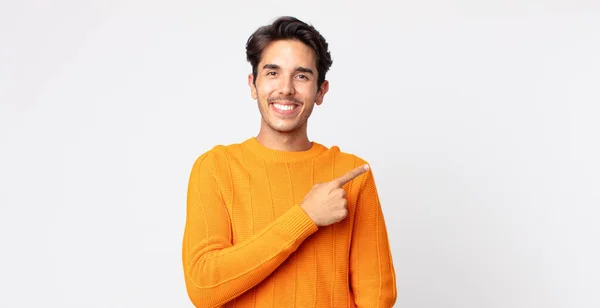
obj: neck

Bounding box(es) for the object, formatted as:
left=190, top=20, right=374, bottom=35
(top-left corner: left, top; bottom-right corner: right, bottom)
left=255, top=123, right=312, bottom=152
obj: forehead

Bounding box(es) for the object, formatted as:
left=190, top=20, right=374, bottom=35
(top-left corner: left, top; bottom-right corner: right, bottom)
left=259, top=39, right=317, bottom=69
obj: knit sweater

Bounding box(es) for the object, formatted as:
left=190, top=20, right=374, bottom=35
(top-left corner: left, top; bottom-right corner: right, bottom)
left=182, top=137, right=397, bottom=307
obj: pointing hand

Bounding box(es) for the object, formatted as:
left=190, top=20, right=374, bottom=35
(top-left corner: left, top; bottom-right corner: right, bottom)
left=300, top=164, right=370, bottom=227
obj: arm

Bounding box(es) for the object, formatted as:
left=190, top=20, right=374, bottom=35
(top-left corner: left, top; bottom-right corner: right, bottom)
left=182, top=152, right=318, bottom=308
left=349, top=168, right=397, bottom=307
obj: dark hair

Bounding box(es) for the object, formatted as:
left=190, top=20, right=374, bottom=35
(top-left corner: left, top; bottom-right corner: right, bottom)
left=246, top=16, right=333, bottom=88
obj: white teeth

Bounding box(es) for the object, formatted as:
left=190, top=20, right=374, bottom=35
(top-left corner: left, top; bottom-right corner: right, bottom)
left=273, top=103, right=296, bottom=111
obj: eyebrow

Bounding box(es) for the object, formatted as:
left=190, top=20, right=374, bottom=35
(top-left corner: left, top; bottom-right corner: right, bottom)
left=262, top=64, right=314, bottom=75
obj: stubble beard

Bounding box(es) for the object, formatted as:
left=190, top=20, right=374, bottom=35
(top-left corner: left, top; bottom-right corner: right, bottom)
left=257, top=98, right=311, bottom=135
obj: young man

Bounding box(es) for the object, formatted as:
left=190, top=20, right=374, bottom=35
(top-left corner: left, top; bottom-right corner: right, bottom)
left=182, top=16, right=397, bottom=307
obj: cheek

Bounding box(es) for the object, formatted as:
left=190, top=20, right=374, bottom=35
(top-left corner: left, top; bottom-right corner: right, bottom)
left=298, top=90, right=318, bottom=104
left=256, top=80, right=277, bottom=96
left=297, top=84, right=319, bottom=98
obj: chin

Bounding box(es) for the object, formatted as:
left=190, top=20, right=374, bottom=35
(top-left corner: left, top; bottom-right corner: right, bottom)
left=272, top=125, right=298, bottom=133
left=268, top=121, right=302, bottom=133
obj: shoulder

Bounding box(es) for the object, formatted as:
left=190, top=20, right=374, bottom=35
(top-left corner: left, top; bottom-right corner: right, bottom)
left=190, top=141, right=243, bottom=173
left=327, top=145, right=382, bottom=196
left=326, top=144, right=370, bottom=168
left=321, top=143, right=375, bottom=186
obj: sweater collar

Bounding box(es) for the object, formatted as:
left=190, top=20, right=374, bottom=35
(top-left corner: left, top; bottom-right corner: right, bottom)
left=243, top=137, right=327, bottom=163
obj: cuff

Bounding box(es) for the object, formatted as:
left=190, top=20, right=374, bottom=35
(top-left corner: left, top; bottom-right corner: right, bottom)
left=275, top=204, right=319, bottom=245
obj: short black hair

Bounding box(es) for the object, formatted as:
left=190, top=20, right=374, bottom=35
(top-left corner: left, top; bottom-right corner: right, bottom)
left=246, top=16, right=333, bottom=88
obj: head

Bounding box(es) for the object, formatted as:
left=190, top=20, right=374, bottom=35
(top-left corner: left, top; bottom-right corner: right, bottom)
left=246, top=16, right=333, bottom=134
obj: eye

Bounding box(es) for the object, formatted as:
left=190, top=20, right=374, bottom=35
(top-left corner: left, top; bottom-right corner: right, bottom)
left=296, top=74, right=308, bottom=80
left=266, top=71, right=277, bottom=76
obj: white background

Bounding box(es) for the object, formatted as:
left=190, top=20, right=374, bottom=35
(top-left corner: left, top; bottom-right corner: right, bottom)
left=1, top=0, right=599, bottom=307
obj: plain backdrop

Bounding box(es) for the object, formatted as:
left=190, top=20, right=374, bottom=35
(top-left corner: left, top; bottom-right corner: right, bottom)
left=1, top=0, right=599, bottom=307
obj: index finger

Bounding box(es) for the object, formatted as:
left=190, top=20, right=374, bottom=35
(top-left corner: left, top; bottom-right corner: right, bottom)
left=332, top=164, right=370, bottom=187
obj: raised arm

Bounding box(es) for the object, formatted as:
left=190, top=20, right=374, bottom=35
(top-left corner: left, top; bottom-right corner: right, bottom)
left=182, top=152, right=318, bottom=307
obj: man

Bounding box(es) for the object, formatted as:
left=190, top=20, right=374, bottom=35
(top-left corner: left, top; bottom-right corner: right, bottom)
left=182, top=16, right=397, bottom=307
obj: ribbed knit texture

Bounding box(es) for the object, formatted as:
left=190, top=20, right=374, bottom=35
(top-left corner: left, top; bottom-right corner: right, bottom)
left=182, top=137, right=397, bottom=308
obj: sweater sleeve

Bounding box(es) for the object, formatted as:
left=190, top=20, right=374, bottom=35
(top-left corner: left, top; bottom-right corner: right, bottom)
left=349, top=168, right=397, bottom=307
left=182, top=152, right=318, bottom=308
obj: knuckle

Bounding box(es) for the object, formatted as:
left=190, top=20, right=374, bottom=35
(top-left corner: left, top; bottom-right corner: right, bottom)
left=340, top=209, right=348, bottom=218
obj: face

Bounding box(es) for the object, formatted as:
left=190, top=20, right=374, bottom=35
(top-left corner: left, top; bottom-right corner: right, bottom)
left=248, top=39, right=329, bottom=134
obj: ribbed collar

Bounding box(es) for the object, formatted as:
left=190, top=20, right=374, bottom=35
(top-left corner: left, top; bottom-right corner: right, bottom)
left=242, top=137, right=327, bottom=163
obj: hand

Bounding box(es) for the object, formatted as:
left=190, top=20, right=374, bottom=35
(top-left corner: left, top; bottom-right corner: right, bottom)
left=300, top=164, right=370, bottom=227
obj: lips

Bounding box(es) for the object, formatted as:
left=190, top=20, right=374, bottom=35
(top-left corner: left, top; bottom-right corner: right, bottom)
left=270, top=102, right=300, bottom=116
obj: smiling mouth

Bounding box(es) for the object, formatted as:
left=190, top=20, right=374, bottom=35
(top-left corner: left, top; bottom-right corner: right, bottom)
left=270, top=102, right=300, bottom=115
left=271, top=103, right=298, bottom=111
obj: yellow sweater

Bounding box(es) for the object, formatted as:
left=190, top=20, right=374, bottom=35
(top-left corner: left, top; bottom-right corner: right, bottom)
left=182, top=137, right=397, bottom=307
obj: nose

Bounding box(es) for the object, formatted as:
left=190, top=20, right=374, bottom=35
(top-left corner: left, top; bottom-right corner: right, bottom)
left=278, top=75, right=295, bottom=96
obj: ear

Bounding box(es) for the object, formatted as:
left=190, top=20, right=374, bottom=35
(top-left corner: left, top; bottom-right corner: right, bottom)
left=315, top=80, right=329, bottom=106
left=248, top=74, right=257, bottom=99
